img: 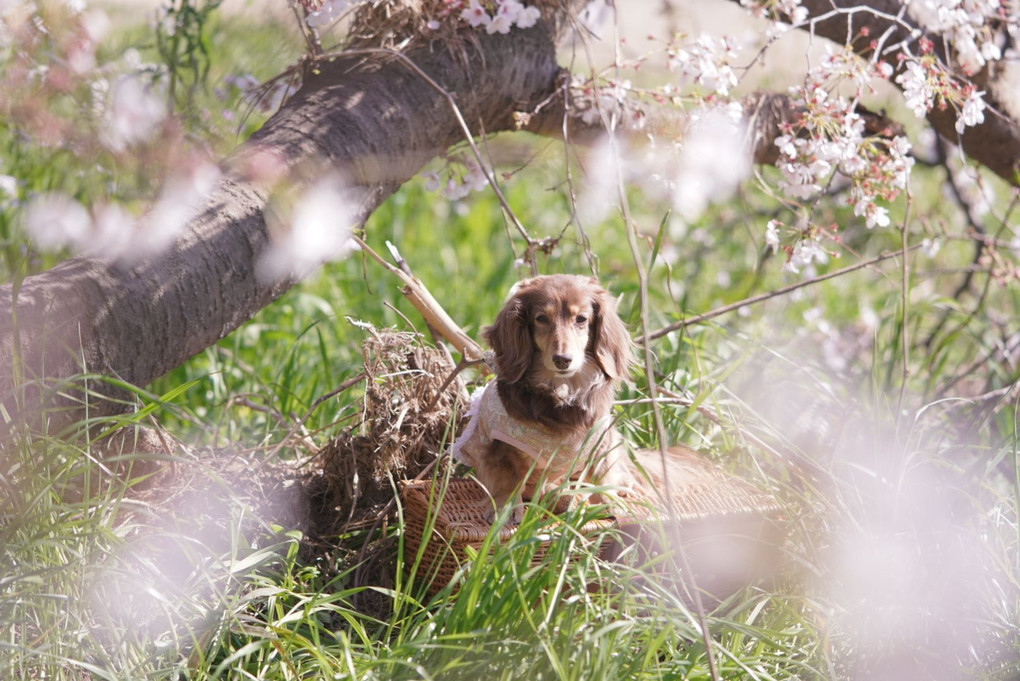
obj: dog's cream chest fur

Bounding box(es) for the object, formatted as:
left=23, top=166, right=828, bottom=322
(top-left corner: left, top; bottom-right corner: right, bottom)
left=451, top=381, right=621, bottom=480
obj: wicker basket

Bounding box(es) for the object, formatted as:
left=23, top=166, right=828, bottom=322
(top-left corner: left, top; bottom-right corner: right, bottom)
left=400, top=447, right=783, bottom=599
left=400, top=477, right=615, bottom=596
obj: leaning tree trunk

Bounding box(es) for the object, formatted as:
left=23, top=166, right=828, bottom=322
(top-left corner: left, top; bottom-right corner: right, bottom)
left=0, top=26, right=565, bottom=430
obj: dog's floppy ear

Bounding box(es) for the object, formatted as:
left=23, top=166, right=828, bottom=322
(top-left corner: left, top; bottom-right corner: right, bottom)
left=589, top=281, right=634, bottom=381
left=483, top=287, right=534, bottom=383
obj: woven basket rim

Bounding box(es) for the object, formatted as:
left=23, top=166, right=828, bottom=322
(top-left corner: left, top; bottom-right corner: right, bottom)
left=400, top=477, right=616, bottom=541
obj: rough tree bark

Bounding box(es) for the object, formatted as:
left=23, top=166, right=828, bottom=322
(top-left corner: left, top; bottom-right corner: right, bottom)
left=0, top=0, right=1017, bottom=429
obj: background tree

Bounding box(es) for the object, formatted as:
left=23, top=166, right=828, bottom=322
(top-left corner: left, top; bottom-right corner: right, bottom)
left=1, top=0, right=1017, bottom=427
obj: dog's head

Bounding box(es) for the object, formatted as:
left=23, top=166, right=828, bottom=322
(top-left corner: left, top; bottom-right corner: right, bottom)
left=483, top=274, right=633, bottom=384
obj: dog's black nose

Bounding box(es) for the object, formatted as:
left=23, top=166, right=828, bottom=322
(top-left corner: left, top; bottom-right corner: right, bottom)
left=552, top=354, right=573, bottom=370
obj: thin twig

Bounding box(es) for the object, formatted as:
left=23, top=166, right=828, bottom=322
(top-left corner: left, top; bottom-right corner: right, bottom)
left=425, top=354, right=488, bottom=413
left=290, top=2, right=323, bottom=56
left=267, top=371, right=368, bottom=464
left=352, top=235, right=488, bottom=368
left=638, top=245, right=922, bottom=344
left=387, top=241, right=454, bottom=366
left=921, top=139, right=987, bottom=351
left=896, top=193, right=913, bottom=421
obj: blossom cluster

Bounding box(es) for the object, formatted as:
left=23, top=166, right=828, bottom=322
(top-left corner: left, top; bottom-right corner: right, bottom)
left=0, top=1, right=242, bottom=265
left=774, top=93, right=858, bottom=196
left=894, top=50, right=987, bottom=134
left=0, top=2, right=177, bottom=155
left=816, top=45, right=893, bottom=98
left=667, top=34, right=741, bottom=98
left=670, top=103, right=751, bottom=220
left=422, top=157, right=491, bottom=201
left=459, top=0, right=541, bottom=34
left=774, top=97, right=914, bottom=233
left=766, top=218, right=835, bottom=275
left=24, top=160, right=221, bottom=261
left=571, top=100, right=750, bottom=229
left=907, top=0, right=1011, bottom=74
left=758, top=35, right=923, bottom=272
left=739, top=0, right=808, bottom=26
left=776, top=40, right=918, bottom=218
left=300, top=0, right=362, bottom=29
left=785, top=234, right=831, bottom=274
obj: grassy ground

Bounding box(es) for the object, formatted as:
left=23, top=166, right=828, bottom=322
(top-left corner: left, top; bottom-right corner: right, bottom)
left=2, top=3, right=1020, bottom=680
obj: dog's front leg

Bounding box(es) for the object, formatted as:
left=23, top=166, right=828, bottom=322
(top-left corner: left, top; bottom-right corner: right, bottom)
left=475, top=442, right=527, bottom=524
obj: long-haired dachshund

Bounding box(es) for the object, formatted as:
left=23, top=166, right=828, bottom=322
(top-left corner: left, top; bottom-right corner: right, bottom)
left=452, top=274, right=635, bottom=519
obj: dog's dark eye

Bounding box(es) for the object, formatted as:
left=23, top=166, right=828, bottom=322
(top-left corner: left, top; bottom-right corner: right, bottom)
left=535, top=313, right=549, bottom=324
left=576, top=315, right=588, bottom=325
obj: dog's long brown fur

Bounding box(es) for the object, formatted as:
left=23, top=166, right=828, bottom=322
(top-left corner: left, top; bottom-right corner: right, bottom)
left=473, top=274, right=634, bottom=515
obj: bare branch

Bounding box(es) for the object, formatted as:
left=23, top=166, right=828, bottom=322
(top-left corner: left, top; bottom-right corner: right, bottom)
left=639, top=245, right=921, bottom=344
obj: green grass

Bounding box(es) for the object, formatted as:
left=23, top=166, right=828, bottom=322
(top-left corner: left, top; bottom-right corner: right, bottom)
left=3, top=3, right=1020, bottom=680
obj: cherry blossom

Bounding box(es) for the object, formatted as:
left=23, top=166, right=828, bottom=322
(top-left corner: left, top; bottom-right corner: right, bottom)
left=305, top=0, right=358, bottom=29
left=24, top=193, right=91, bottom=251
left=459, top=0, right=540, bottom=32
left=461, top=0, right=491, bottom=28
left=784, top=237, right=829, bottom=274
left=422, top=171, right=441, bottom=192
left=956, top=87, right=986, bottom=133
left=104, top=74, right=167, bottom=150
left=669, top=34, right=740, bottom=97
left=462, top=161, right=490, bottom=192
left=765, top=220, right=781, bottom=254
left=515, top=3, right=540, bottom=28
left=144, top=160, right=222, bottom=256
left=259, top=175, right=357, bottom=281
left=895, top=61, right=936, bottom=118
left=89, top=203, right=137, bottom=259
left=426, top=157, right=493, bottom=201
left=671, top=106, right=751, bottom=220
left=859, top=202, right=891, bottom=229
left=0, top=175, right=17, bottom=204
left=907, top=0, right=1011, bottom=73
left=486, top=9, right=512, bottom=34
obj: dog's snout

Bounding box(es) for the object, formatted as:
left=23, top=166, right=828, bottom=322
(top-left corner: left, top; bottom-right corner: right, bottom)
left=552, top=354, right=573, bottom=370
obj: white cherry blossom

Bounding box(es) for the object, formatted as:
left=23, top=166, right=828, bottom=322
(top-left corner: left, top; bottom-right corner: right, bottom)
left=259, top=175, right=357, bottom=282
left=670, top=34, right=740, bottom=97
left=461, top=0, right=491, bottom=28
left=105, top=74, right=167, bottom=150
left=956, top=88, right=986, bottom=133
left=895, top=61, right=935, bottom=118
left=24, top=193, right=91, bottom=251
left=765, top=220, right=781, bottom=253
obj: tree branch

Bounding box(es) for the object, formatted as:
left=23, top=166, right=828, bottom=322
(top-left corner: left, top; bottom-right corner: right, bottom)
left=734, top=0, right=1020, bottom=185
left=522, top=85, right=903, bottom=165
